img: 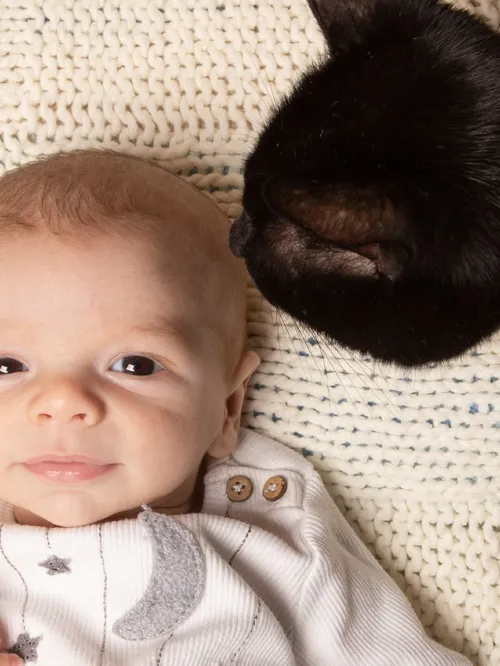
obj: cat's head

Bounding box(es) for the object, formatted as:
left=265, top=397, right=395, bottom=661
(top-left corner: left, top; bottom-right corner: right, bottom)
left=231, top=0, right=500, bottom=366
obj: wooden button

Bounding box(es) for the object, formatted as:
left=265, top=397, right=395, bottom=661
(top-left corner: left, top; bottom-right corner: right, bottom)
left=263, top=475, right=287, bottom=502
left=226, top=475, right=253, bottom=502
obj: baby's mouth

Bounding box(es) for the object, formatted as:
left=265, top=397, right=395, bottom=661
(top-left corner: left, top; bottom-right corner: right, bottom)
left=23, top=455, right=116, bottom=483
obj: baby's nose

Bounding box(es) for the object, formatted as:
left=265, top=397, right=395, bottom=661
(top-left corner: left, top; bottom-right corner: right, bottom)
left=28, top=377, right=104, bottom=427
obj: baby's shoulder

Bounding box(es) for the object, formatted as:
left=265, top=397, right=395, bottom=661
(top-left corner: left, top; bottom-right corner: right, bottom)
left=232, top=428, right=315, bottom=474
left=202, top=428, right=324, bottom=522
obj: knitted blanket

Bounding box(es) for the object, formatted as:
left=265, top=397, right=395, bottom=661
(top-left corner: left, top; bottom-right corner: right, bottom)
left=0, top=1, right=499, bottom=664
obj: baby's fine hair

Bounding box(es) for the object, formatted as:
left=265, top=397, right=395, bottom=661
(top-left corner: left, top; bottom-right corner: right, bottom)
left=0, top=150, right=207, bottom=238
left=0, top=149, right=249, bottom=368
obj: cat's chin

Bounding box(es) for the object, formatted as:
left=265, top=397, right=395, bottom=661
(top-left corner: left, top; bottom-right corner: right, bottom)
left=232, top=213, right=499, bottom=367
left=229, top=212, right=253, bottom=258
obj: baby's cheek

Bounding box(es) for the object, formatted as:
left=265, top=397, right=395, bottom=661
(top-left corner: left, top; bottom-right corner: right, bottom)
left=0, top=466, right=28, bottom=508
left=128, top=410, right=196, bottom=467
left=120, top=381, right=223, bottom=479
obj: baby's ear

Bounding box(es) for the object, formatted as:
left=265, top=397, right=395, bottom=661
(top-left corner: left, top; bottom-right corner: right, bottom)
left=207, top=351, right=260, bottom=459
left=308, top=0, right=375, bottom=48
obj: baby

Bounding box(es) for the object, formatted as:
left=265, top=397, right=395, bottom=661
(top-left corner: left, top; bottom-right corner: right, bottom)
left=0, top=150, right=470, bottom=666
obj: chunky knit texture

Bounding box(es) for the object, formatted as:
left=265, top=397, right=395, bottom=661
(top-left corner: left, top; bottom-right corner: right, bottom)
left=0, top=1, right=498, bottom=664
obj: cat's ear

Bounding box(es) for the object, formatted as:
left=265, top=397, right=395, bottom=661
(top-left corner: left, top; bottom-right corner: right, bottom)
left=307, top=0, right=374, bottom=46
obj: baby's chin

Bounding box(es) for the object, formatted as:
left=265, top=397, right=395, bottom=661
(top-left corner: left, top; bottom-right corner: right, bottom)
left=14, top=500, right=142, bottom=528
left=13, top=495, right=193, bottom=527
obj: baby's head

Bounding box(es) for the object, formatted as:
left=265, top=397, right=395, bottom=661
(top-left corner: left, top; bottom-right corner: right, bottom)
left=0, top=150, right=259, bottom=527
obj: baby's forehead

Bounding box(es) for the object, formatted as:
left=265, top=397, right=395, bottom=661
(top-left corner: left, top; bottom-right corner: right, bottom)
left=0, top=150, right=247, bottom=357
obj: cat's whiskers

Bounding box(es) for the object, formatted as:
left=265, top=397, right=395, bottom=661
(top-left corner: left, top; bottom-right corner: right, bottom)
left=240, top=42, right=280, bottom=114
left=330, top=341, right=401, bottom=421
left=222, top=131, right=259, bottom=142
left=288, top=316, right=341, bottom=432
left=280, top=311, right=315, bottom=385
left=315, top=331, right=403, bottom=420
left=301, top=321, right=395, bottom=418
left=301, top=325, right=363, bottom=417
left=248, top=289, right=311, bottom=397
left=298, top=323, right=335, bottom=429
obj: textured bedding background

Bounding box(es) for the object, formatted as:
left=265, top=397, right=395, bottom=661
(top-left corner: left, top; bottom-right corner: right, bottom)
left=0, top=1, right=499, bottom=663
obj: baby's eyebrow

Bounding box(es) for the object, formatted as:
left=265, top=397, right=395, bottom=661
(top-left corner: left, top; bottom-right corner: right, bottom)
left=124, top=321, right=196, bottom=350
left=130, top=323, right=185, bottom=337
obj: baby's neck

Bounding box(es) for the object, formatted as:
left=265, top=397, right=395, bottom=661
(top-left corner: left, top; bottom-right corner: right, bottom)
left=103, top=497, right=196, bottom=522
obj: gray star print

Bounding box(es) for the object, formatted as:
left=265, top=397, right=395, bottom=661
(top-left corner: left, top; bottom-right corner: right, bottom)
left=8, top=632, right=42, bottom=661
left=38, top=554, right=72, bottom=575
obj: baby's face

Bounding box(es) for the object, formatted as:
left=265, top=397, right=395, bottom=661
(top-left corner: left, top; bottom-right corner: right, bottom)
left=0, top=231, right=241, bottom=527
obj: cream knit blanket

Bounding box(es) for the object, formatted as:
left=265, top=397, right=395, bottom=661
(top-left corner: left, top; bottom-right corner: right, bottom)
left=0, top=1, right=499, bottom=664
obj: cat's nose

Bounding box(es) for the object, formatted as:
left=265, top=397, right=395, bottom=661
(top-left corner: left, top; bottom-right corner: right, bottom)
left=229, top=211, right=253, bottom=258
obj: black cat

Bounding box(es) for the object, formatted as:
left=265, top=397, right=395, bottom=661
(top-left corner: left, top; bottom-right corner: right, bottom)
left=230, top=0, right=500, bottom=367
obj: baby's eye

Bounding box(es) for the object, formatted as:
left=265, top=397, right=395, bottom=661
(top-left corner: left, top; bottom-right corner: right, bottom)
left=110, top=355, right=165, bottom=377
left=0, top=358, right=29, bottom=375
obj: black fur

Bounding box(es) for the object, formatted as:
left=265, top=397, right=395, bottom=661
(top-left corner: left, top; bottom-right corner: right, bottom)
left=230, top=0, right=500, bottom=367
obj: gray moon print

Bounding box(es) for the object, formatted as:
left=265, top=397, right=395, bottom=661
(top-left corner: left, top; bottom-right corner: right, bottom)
left=113, top=509, right=205, bottom=641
